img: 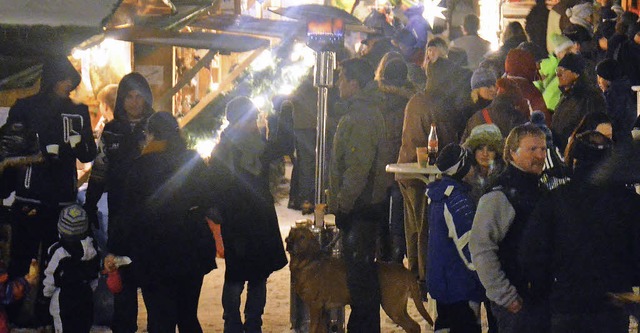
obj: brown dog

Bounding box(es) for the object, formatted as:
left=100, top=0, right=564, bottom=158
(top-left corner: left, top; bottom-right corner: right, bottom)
left=285, top=227, right=434, bottom=333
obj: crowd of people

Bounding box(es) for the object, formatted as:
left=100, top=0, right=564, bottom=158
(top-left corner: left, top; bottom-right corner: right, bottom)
left=0, top=0, right=639, bottom=332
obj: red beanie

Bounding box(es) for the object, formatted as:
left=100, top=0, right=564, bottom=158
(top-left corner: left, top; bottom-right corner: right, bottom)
left=505, top=49, right=537, bottom=81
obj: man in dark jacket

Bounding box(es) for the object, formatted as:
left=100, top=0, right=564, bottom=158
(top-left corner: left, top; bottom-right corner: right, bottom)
left=470, top=124, right=549, bottom=333
left=520, top=131, right=640, bottom=332
left=209, top=97, right=287, bottom=333
left=84, top=72, right=154, bottom=333
left=3, top=56, right=96, bottom=326
left=329, top=58, right=389, bottom=332
left=551, top=53, right=606, bottom=152
left=595, top=58, right=635, bottom=143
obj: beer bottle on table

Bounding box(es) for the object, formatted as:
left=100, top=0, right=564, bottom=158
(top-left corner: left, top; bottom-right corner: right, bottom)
left=427, top=123, right=438, bottom=165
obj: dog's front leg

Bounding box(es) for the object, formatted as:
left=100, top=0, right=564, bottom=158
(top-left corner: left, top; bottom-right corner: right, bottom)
left=308, top=305, right=328, bottom=333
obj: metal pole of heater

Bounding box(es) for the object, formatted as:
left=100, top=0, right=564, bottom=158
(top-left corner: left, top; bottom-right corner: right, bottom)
left=313, top=50, right=335, bottom=228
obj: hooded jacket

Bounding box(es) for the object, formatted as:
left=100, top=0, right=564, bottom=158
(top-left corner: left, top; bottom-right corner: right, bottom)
left=504, top=49, right=552, bottom=125
left=85, top=72, right=154, bottom=253
left=404, top=5, right=430, bottom=49
left=378, top=78, right=414, bottom=188
left=6, top=56, right=96, bottom=205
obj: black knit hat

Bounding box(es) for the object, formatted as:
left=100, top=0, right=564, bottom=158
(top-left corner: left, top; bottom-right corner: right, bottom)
left=571, top=130, right=612, bottom=164
left=558, top=53, right=586, bottom=75
left=436, top=143, right=472, bottom=180
left=527, top=111, right=553, bottom=147
left=596, top=59, right=619, bottom=81
left=146, top=111, right=179, bottom=140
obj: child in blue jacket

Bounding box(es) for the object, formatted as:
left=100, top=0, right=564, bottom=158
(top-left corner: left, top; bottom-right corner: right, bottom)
left=426, top=143, right=485, bottom=333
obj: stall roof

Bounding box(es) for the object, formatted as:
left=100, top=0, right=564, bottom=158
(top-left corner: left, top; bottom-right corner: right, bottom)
left=0, top=0, right=119, bottom=27
left=0, top=0, right=213, bottom=90
left=189, top=14, right=305, bottom=39
left=106, top=26, right=270, bottom=53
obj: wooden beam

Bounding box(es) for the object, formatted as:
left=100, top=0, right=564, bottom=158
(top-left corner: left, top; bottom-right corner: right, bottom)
left=178, top=46, right=267, bottom=127
left=157, top=50, right=217, bottom=107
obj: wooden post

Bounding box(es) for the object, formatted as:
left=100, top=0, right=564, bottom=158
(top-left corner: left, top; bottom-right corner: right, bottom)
left=178, top=46, right=268, bottom=127
left=157, top=50, right=217, bottom=108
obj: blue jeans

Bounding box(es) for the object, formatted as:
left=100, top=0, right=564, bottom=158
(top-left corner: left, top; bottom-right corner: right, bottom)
left=222, top=278, right=267, bottom=333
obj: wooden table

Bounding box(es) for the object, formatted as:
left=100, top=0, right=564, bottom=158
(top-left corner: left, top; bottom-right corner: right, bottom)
left=385, top=162, right=442, bottom=184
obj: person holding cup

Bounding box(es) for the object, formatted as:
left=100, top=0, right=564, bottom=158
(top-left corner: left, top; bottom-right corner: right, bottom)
left=84, top=72, right=155, bottom=333
left=1, top=55, right=96, bottom=327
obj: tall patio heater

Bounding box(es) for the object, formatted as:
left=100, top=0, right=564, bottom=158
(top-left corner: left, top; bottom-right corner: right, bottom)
left=270, top=5, right=366, bottom=332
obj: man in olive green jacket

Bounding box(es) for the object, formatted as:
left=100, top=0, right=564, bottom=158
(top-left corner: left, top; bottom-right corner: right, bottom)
left=328, top=58, right=388, bottom=332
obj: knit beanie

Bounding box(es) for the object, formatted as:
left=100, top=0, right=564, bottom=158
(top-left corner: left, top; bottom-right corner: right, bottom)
left=550, top=33, right=575, bottom=56
left=381, top=58, right=408, bottom=87
left=463, top=124, right=504, bottom=154
left=566, top=3, right=593, bottom=31
left=527, top=111, right=553, bottom=147
left=595, top=58, right=619, bottom=81
left=600, top=7, right=617, bottom=22
left=505, top=48, right=538, bottom=81
left=225, top=96, right=259, bottom=124
left=436, top=143, right=472, bottom=180
left=517, top=41, right=547, bottom=63
left=563, top=24, right=592, bottom=43
left=58, top=204, right=89, bottom=240
left=146, top=111, right=179, bottom=140
left=571, top=130, right=612, bottom=164
left=470, top=67, right=497, bottom=90
left=557, top=53, right=586, bottom=75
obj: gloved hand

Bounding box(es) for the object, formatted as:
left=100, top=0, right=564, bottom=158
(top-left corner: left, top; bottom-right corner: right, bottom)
left=84, top=205, right=99, bottom=229
left=334, top=210, right=350, bottom=230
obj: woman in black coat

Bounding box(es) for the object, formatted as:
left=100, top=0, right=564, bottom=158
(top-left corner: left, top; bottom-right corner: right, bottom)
left=209, top=96, right=288, bottom=333
left=119, top=112, right=217, bottom=333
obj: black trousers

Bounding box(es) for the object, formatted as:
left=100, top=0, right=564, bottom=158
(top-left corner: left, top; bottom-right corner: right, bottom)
left=7, top=202, right=59, bottom=327
left=111, top=266, right=138, bottom=333
left=435, top=301, right=481, bottom=333
left=141, top=275, right=204, bottom=333
left=341, top=207, right=382, bottom=333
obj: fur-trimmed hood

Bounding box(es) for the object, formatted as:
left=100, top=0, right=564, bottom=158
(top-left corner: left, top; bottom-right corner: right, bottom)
left=378, top=80, right=415, bottom=99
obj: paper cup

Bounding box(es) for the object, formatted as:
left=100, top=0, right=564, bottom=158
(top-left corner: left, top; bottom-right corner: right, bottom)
left=46, top=144, right=59, bottom=155
left=416, top=147, right=428, bottom=168
left=69, top=134, right=81, bottom=148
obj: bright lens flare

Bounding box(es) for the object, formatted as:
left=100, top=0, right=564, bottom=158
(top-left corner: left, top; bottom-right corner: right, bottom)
left=195, top=138, right=216, bottom=159
left=250, top=49, right=274, bottom=71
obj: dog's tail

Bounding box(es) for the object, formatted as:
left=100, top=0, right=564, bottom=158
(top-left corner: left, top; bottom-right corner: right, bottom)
left=410, top=281, right=434, bottom=327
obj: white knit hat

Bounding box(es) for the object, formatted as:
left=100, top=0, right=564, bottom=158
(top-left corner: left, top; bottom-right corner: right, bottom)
left=566, top=3, right=593, bottom=31
left=550, top=34, right=575, bottom=56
